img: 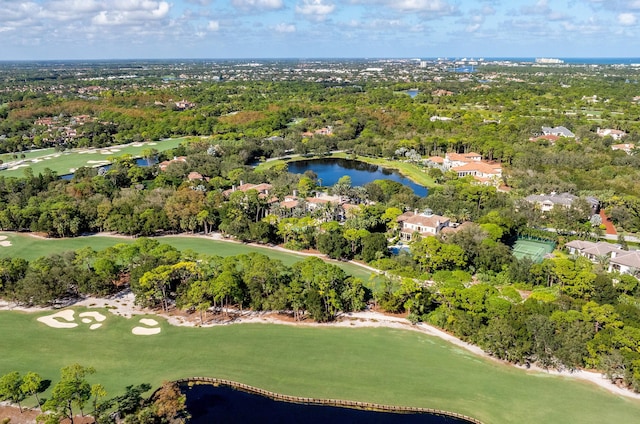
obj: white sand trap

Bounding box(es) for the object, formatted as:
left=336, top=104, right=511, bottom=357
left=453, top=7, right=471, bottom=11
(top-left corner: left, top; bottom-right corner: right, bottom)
left=32, top=159, right=42, bottom=163
left=132, top=326, right=161, bottom=335
left=69, top=168, right=76, bottom=173
left=110, top=148, right=121, bottom=152
left=0, top=241, right=11, bottom=247
left=139, top=318, right=158, bottom=326
left=87, top=160, right=109, bottom=164
left=37, top=310, right=78, bottom=329
left=8, top=164, right=28, bottom=170
left=148, top=142, right=157, bottom=145
left=90, top=324, right=102, bottom=330
left=79, top=311, right=106, bottom=322
left=132, top=143, right=144, bottom=147
left=100, top=151, right=112, bottom=155
left=0, top=236, right=6, bottom=241
left=43, top=156, right=51, bottom=160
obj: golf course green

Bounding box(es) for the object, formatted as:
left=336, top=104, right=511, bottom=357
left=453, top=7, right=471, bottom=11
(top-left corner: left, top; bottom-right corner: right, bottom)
left=1, top=309, right=639, bottom=424
left=0, top=137, right=188, bottom=177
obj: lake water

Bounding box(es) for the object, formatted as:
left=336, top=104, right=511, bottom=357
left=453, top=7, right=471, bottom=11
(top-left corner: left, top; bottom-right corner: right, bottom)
left=287, top=158, right=428, bottom=197
left=184, top=384, right=471, bottom=424
left=60, top=157, right=153, bottom=180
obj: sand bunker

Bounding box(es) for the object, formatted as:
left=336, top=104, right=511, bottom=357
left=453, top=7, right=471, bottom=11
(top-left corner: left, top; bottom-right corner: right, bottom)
left=0, top=236, right=10, bottom=247
left=132, top=326, right=161, bottom=335
left=87, top=160, right=110, bottom=164
left=139, top=318, right=158, bottom=326
left=37, top=310, right=107, bottom=329
left=132, top=318, right=161, bottom=335
left=37, top=310, right=78, bottom=328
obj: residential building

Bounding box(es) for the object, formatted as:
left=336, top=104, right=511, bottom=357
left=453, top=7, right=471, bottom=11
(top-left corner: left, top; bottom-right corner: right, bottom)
left=525, top=192, right=599, bottom=214
left=565, top=240, right=640, bottom=276
left=158, top=156, right=187, bottom=171
left=541, top=126, right=575, bottom=138
left=597, top=127, right=626, bottom=140
left=397, top=210, right=450, bottom=240
left=611, top=143, right=635, bottom=154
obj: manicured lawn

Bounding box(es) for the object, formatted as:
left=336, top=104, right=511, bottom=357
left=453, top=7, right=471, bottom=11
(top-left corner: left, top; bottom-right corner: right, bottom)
left=0, top=233, right=374, bottom=281
left=1, top=310, right=639, bottom=424
left=0, top=137, right=189, bottom=177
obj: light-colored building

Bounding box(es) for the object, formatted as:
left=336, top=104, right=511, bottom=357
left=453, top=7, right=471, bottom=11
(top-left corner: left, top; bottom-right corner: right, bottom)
left=611, top=143, right=635, bottom=154
left=397, top=210, right=450, bottom=240
left=525, top=192, right=599, bottom=214
left=542, top=126, right=575, bottom=138
left=565, top=240, right=640, bottom=276
left=597, top=127, right=626, bottom=140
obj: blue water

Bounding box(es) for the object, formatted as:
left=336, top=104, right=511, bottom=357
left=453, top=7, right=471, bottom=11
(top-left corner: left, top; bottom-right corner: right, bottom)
left=60, top=157, right=153, bottom=180
left=287, top=158, right=428, bottom=197
left=406, top=89, right=420, bottom=98
left=184, top=384, right=471, bottom=424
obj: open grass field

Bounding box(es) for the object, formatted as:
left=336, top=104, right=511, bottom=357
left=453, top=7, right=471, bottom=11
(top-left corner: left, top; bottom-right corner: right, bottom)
left=1, top=309, right=639, bottom=424
left=0, top=232, right=374, bottom=281
left=0, top=137, right=189, bottom=177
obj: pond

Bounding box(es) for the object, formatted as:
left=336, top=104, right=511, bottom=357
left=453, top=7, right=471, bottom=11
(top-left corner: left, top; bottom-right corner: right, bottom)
left=184, top=384, right=472, bottom=424
left=287, top=158, right=428, bottom=197
left=59, top=157, right=154, bottom=180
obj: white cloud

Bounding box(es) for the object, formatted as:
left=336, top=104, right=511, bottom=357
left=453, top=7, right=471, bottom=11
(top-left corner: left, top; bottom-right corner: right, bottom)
left=391, top=0, right=455, bottom=13
left=232, top=0, right=284, bottom=10
left=275, top=23, right=296, bottom=33
left=618, top=12, right=637, bottom=25
left=91, top=1, right=170, bottom=26
left=296, top=0, right=336, bottom=21
left=208, top=20, right=220, bottom=31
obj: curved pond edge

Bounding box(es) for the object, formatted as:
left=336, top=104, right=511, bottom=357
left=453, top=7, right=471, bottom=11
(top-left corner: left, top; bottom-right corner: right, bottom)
left=176, top=377, right=483, bottom=424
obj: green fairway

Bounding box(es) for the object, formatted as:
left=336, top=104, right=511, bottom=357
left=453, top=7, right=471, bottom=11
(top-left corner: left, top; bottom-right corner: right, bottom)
left=1, top=310, right=639, bottom=424
left=0, top=137, right=188, bottom=177
left=0, top=232, right=374, bottom=281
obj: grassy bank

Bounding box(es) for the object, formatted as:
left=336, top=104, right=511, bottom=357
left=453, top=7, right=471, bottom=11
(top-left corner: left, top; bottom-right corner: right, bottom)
left=0, top=310, right=638, bottom=424
left=0, top=232, right=374, bottom=281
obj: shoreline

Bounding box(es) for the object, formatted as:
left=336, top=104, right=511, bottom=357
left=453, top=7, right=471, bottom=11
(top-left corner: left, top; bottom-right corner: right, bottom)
left=2, top=292, right=640, bottom=401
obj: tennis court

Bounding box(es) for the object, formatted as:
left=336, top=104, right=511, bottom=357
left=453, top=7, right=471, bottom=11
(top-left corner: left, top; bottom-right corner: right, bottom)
left=512, top=238, right=556, bottom=263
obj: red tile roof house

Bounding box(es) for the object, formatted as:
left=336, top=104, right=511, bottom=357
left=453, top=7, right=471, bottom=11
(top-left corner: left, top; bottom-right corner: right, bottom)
left=397, top=210, right=450, bottom=241
left=223, top=183, right=273, bottom=199
left=158, top=156, right=187, bottom=171
left=611, top=143, right=635, bottom=154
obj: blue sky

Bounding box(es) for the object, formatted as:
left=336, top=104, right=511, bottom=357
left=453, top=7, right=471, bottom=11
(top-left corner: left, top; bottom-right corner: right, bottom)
left=1, top=0, right=640, bottom=60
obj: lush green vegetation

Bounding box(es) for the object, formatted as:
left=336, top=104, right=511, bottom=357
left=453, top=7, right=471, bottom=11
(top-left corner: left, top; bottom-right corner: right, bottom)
left=1, top=310, right=640, bottom=424
left=0, top=232, right=373, bottom=280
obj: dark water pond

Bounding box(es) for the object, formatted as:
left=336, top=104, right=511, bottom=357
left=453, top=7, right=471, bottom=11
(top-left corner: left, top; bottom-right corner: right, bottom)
left=287, top=158, right=428, bottom=197
left=184, top=384, right=472, bottom=424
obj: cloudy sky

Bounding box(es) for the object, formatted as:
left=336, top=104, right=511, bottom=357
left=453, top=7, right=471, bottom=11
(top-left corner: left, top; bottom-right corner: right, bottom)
left=2, top=0, right=640, bottom=60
